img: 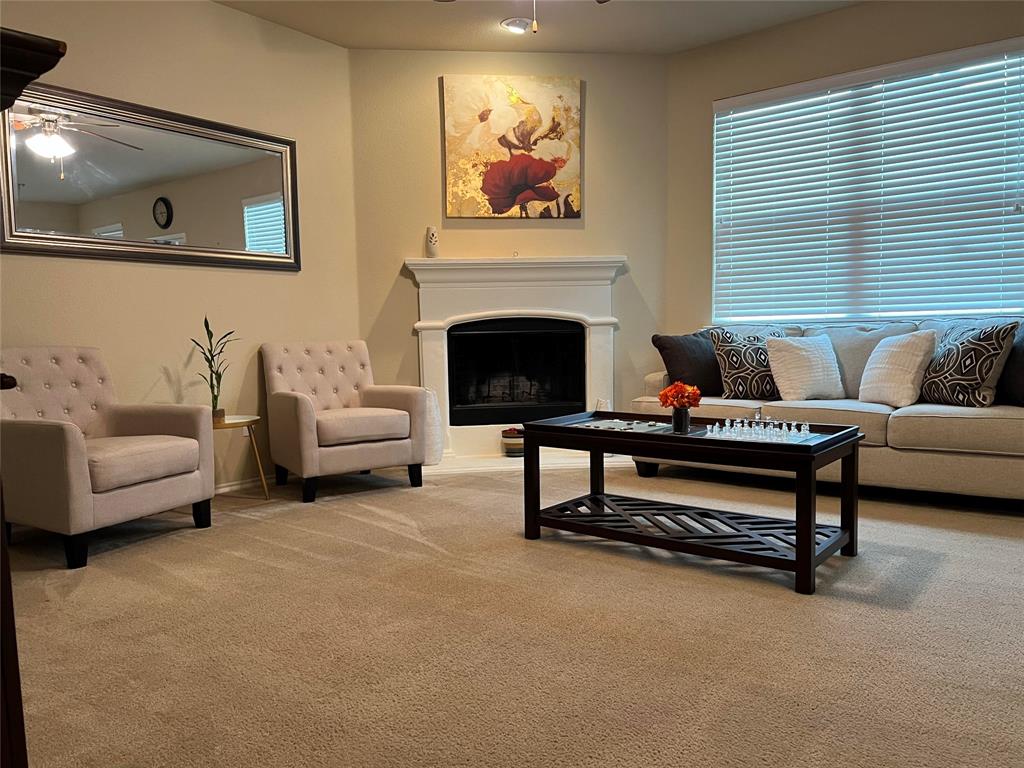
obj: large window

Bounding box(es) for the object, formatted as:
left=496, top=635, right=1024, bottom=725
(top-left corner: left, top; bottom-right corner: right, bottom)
left=712, top=41, right=1023, bottom=323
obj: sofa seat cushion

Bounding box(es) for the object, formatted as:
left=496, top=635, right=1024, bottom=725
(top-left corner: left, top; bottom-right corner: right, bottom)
left=761, top=399, right=893, bottom=446
left=316, top=407, right=409, bottom=447
left=86, top=435, right=199, bottom=492
left=888, top=403, right=1024, bottom=456
left=694, top=397, right=766, bottom=420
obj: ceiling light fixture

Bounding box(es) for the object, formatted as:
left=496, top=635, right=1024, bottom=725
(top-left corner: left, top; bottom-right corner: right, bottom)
left=500, top=17, right=531, bottom=34
left=25, top=131, right=75, bottom=160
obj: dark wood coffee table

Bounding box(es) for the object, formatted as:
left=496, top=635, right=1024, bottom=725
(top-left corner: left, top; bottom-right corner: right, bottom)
left=523, top=411, right=863, bottom=594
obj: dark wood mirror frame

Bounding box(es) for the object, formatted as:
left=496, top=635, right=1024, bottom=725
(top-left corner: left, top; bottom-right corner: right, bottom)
left=1, top=83, right=301, bottom=271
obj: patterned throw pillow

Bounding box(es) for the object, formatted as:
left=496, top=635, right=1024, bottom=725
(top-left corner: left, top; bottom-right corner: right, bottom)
left=920, top=321, right=1020, bottom=407
left=708, top=327, right=785, bottom=400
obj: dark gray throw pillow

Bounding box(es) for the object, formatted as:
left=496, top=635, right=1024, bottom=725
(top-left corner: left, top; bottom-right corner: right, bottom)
left=996, top=324, right=1024, bottom=406
left=921, top=321, right=1019, bottom=407
left=651, top=330, right=723, bottom=396
left=708, top=327, right=785, bottom=400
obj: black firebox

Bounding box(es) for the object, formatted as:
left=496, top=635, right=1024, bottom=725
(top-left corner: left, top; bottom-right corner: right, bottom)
left=447, top=318, right=586, bottom=426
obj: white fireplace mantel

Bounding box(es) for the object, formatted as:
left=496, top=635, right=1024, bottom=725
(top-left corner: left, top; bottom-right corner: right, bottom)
left=404, top=255, right=627, bottom=288
left=405, top=255, right=627, bottom=458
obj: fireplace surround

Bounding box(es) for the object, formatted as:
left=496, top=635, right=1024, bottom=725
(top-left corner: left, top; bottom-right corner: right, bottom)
left=405, top=255, right=627, bottom=457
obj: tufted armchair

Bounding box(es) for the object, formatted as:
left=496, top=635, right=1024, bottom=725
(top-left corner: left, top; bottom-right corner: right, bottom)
left=260, top=341, right=442, bottom=501
left=0, top=347, right=214, bottom=568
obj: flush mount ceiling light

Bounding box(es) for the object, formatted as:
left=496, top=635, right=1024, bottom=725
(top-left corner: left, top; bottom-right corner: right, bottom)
left=435, top=0, right=611, bottom=36
left=500, top=17, right=532, bottom=35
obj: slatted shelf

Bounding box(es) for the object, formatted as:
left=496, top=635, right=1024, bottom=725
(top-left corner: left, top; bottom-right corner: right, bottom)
left=539, top=493, right=848, bottom=571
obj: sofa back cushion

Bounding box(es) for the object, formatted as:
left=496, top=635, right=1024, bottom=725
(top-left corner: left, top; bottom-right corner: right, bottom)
left=651, top=331, right=723, bottom=396
left=261, top=341, right=375, bottom=412
left=803, top=322, right=918, bottom=397
left=0, top=346, right=118, bottom=436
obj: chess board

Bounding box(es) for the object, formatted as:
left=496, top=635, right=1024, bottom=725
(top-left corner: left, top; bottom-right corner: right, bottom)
left=572, top=416, right=823, bottom=445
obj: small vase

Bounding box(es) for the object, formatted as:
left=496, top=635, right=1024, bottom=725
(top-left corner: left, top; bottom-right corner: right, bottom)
left=671, top=407, right=690, bottom=434
left=425, top=226, right=440, bottom=258
left=212, top=408, right=226, bottom=423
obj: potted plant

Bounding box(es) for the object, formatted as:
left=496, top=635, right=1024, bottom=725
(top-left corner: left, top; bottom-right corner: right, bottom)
left=191, top=316, right=237, bottom=422
left=658, top=381, right=702, bottom=433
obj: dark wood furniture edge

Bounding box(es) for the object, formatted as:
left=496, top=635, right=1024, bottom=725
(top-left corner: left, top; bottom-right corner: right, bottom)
left=0, top=28, right=66, bottom=111
left=2, top=25, right=66, bottom=768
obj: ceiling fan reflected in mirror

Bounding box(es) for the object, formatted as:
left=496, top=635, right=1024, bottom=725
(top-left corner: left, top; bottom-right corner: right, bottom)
left=10, top=107, right=143, bottom=180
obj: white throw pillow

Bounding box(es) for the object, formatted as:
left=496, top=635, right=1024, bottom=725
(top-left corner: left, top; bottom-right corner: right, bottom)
left=765, top=335, right=845, bottom=401
left=858, top=330, right=938, bottom=408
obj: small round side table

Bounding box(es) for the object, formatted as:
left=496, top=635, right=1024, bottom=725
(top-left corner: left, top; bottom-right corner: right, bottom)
left=213, top=415, right=269, bottom=500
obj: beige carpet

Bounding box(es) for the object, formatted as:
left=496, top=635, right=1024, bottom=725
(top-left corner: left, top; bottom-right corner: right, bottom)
left=9, top=466, right=1024, bottom=768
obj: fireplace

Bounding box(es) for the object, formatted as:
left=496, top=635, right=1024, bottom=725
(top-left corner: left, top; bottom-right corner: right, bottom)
left=404, top=255, right=625, bottom=457
left=447, top=318, right=586, bottom=426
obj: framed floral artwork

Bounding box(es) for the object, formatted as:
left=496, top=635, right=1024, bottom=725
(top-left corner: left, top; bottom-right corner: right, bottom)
left=442, top=75, right=582, bottom=219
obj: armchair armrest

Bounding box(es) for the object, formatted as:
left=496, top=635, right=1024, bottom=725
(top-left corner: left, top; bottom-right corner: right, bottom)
left=644, top=371, right=669, bottom=398
left=0, top=418, right=93, bottom=534
left=106, top=403, right=213, bottom=498
left=106, top=403, right=211, bottom=440
left=267, top=391, right=319, bottom=477
left=360, top=385, right=443, bottom=465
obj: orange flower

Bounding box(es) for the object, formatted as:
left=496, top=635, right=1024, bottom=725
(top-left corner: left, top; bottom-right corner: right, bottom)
left=659, top=381, right=702, bottom=410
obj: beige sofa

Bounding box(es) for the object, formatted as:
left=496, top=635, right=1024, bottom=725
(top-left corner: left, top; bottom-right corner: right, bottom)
left=1, top=347, right=214, bottom=567
left=260, top=341, right=442, bottom=502
left=632, top=321, right=1024, bottom=500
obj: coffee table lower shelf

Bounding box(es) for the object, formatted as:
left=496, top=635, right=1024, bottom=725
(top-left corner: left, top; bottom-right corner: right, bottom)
left=538, top=493, right=849, bottom=572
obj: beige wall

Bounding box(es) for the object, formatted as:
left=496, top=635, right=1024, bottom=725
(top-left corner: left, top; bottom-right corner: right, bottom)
left=76, top=156, right=283, bottom=249
left=349, top=50, right=668, bottom=409
left=665, top=1, right=1024, bottom=334
left=15, top=201, right=79, bottom=233
left=0, top=1, right=358, bottom=488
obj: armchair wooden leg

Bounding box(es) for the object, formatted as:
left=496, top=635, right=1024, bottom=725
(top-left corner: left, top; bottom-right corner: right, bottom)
left=302, top=477, right=319, bottom=503
left=63, top=534, right=88, bottom=569
left=192, top=499, right=212, bottom=529
left=408, top=464, right=423, bottom=488
left=275, top=464, right=289, bottom=486
left=634, top=460, right=659, bottom=478
left=4, top=521, right=11, bottom=544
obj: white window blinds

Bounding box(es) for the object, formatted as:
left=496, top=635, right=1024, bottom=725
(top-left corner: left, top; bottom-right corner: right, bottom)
left=243, top=195, right=287, bottom=254
left=713, top=45, right=1023, bottom=323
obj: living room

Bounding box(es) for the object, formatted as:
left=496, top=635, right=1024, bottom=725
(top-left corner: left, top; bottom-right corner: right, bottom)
left=0, top=1, right=1021, bottom=766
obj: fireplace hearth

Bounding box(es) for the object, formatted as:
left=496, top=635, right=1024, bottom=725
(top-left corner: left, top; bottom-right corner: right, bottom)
left=447, top=318, right=586, bottom=426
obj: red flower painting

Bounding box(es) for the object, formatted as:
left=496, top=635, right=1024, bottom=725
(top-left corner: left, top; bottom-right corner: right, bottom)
left=480, top=154, right=560, bottom=215
left=443, top=75, right=582, bottom=217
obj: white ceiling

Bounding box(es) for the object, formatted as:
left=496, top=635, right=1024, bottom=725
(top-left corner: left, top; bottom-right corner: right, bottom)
left=219, top=0, right=853, bottom=55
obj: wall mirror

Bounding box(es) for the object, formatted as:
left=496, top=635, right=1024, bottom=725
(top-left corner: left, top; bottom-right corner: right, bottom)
left=1, top=84, right=300, bottom=270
